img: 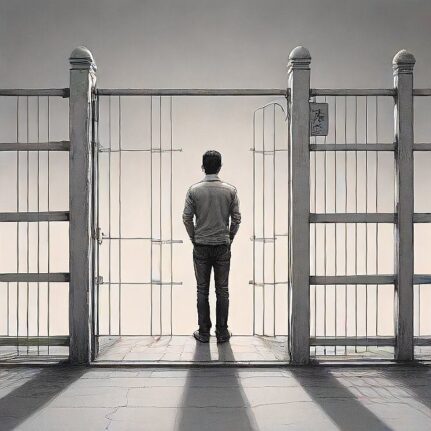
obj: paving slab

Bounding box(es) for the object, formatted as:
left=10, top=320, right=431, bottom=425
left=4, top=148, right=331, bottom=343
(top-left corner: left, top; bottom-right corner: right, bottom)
left=0, top=365, right=430, bottom=430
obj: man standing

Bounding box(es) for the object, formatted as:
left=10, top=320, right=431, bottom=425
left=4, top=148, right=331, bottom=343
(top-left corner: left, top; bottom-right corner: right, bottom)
left=183, top=150, right=241, bottom=343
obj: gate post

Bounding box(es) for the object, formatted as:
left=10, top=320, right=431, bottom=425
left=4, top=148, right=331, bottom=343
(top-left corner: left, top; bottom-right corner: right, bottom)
left=69, top=46, right=97, bottom=364
left=393, top=50, right=415, bottom=361
left=288, top=46, right=311, bottom=365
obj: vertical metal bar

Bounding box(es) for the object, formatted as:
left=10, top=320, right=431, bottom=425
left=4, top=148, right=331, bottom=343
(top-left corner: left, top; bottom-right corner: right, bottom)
left=47, top=96, right=50, bottom=354
left=69, top=47, right=97, bottom=364
left=170, top=96, right=173, bottom=336
left=375, top=96, right=379, bottom=338
left=262, top=107, right=265, bottom=336
left=273, top=104, right=276, bottom=336
left=287, top=106, right=291, bottom=351
left=93, top=93, right=100, bottom=359
left=150, top=96, right=153, bottom=336
left=365, top=96, right=369, bottom=349
left=323, top=96, right=327, bottom=355
left=288, top=46, right=311, bottom=364
left=313, top=96, right=317, bottom=356
left=354, top=95, right=358, bottom=352
left=26, top=96, right=29, bottom=354
left=418, top=284, right=421, bottom=336
left=37, top=96, right=40, bottom=354
left=118, top=96, right=122, bottom=336
left=344, top=95, right=348, bottom=355
left=108, top=96, right=112, bottom=335
left=252, top=112, right=256, bottom=335
left=159, top=96, right=163, bottom=336
left=393, top=50, right=415, bottom=361
left=16, top=96, right=19, bottom=353
left=334, top=96, right=337, bottom=355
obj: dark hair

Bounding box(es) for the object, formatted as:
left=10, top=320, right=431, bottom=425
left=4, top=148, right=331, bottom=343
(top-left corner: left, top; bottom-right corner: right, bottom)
left=202, top=150, right=222, bottom=174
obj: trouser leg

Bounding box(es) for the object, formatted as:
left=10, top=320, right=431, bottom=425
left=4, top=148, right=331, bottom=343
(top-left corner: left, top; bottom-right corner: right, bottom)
left=214, top=244, right=231, bottom=333
left=193, top=245, right=212, bottom=333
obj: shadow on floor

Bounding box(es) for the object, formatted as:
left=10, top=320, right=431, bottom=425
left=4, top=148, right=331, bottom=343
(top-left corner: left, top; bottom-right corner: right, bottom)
left=0, top=366, right=85, bottom=431
left=381, top=365, right=431, bottom=410
left=291, top=368, right=393, bottom=431
left=176, top=341, right=259, bottom=431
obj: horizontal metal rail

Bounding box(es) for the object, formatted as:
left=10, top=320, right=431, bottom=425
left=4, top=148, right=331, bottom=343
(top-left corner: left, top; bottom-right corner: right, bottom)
left=97, top=88, right=289, bottom=97
left=310, top=143, right=431, bottom=151
left=413, top=144, right=431, bottom=151
left=249, top=281, right=288, bottom=286
left=311, top=274, right=431, bottom=284
left=414, top=336, right=431, bottom=346
left=250, top=236, right=277, bottom=243
left=99, top=147, right=182, bottom=153
left=413, top=89, right=431, bottom=96
left=0, top=336, right=70, bottom=347
left=413, top=275, right=431, bottom=284
left=100, top=236, right=182, bottom=243
left=311, top=275, right=396, bottom=285
left=0, top=88, right=69, bottom=97
left=310, top=213, right=396, bottom=223
left=151, top=239, right=183, bottom=244
left=413, top=213, right=431, bottom=223
left=0, top=87, right=427, bottom=99
left=310, top=213, right=431, bottom=223
left=0, top=273, right=70, bottom=283
left=98, top=281, right=182, bottom=286
left=310, top=143, right=396, bottom=151
left=310, top=336, right=395, bottom=347
left=0, top=211, right=69, bottom=222
left=310, top=88, right=396, bottom=96
left=250, top=148, right=289, bottom=154
left=0, top=141, right=70, bottom=151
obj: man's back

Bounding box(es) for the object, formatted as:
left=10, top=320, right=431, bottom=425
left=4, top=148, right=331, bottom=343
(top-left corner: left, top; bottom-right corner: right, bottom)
left=183, top=174, right=241, bottom=245
left=183, top=150, right=240, bottom=344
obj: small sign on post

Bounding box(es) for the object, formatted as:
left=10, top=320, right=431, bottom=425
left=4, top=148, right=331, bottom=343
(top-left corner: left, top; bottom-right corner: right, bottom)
left=310, top=102, right=328, bottom=136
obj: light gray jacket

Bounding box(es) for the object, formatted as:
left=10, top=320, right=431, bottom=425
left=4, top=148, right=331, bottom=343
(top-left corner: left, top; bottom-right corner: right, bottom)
left=182, top=174, right=241, bottom=245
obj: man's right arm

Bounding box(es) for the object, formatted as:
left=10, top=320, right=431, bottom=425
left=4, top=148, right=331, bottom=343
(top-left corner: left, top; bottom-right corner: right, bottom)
left=182, top=188, right=195, bottom=243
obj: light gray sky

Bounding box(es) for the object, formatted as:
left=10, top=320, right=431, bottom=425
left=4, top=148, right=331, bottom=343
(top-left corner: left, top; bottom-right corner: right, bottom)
left=1, top=0, right=431, bottom=88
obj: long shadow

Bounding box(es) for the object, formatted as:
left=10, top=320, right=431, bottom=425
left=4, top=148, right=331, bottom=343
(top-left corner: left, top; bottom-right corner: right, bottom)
left=380, top=364, right=431, bottom=410
left=291, top=367, right=393, bottom=431
left=0, top=366, right=85, bottom=431
left=176, top=340, right=259, bottom=431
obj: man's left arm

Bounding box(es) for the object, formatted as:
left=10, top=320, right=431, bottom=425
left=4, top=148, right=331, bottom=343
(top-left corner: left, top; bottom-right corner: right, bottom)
left=182, top=188, right=196, bottom=243
left=229, top=189, right=241, bottom=242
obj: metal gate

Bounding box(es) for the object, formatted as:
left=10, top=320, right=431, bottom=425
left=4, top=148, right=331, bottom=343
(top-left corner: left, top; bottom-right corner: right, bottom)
left=91, top=90, right=290, bottom=356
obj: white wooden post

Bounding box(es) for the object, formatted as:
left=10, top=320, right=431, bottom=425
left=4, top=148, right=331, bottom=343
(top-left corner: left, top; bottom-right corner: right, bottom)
left=393, top=50, right=415, bottom=361
left=288, top=46, right=311, bottom=365
left=69, top=46, right=97, bottom=364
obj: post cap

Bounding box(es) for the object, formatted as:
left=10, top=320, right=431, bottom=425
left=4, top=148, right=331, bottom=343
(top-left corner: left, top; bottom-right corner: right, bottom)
left=69, top=46, right=97, bottom=71
left=393, top=49, right=415, bottom=74
left=288, top=46, right=311, bottom=72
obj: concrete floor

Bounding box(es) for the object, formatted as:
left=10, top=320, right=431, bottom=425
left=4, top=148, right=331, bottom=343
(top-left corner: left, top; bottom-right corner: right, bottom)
left=1, top=365, right=431, bottom=430
left=96, top=336, right=289, bottom=363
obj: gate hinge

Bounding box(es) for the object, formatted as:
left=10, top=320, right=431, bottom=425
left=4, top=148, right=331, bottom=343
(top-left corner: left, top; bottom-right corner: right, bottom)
left=95, top=275, right=104, bottom=285
left=94, top=227, right=103, bottom=244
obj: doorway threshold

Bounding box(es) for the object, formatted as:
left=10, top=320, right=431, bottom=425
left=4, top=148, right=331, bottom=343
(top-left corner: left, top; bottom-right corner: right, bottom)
left=94, top=335, right=290, bottom=366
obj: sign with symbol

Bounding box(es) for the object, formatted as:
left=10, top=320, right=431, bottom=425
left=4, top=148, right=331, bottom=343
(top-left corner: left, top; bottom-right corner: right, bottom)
left=310, top=102, right=328, bottom=136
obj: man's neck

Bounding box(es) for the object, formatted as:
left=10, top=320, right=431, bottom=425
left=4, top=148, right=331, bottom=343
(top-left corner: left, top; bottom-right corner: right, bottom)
left=203, top=173, right=221, bottom=181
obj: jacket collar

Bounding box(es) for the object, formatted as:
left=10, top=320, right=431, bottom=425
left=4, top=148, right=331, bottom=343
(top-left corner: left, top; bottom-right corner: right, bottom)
left=203, top=174, right=221, bottom=182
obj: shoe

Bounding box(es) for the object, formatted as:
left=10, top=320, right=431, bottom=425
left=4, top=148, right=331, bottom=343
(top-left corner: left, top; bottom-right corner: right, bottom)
left=216, top=330, right=231, bottom=343
left=193, top=330, right=210, bottom=343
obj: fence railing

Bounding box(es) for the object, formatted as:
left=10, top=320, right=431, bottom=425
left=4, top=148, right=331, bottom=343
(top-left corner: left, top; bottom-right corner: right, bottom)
left=1, top=46, right=431, bottom=364
left=0, top=89, right=70, bottom=358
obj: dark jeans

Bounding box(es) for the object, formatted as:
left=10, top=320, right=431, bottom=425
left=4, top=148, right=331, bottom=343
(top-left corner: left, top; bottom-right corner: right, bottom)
left=193, top=243, right=231, bottom=334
